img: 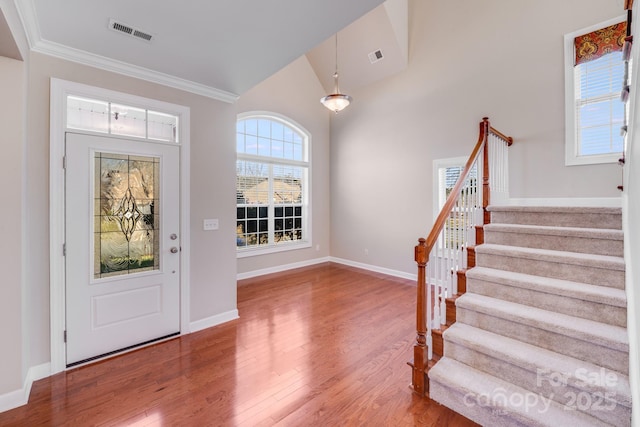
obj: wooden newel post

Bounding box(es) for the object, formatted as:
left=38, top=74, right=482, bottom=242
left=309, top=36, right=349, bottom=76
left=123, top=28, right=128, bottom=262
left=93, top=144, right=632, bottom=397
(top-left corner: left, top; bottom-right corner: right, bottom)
left=413, top=237, right=429, bottom=395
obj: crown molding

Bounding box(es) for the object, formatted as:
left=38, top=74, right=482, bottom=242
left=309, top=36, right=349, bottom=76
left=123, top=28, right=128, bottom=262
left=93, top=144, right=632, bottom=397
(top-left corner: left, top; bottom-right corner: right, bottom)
left=13, top=0, right=239, bottom=103
left=33, top=40, right=239, bottom=102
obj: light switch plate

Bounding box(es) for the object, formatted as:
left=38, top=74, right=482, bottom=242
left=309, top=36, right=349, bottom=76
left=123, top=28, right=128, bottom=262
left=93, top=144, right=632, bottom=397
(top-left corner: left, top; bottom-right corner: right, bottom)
left=203, top=218, right=219, bottom=230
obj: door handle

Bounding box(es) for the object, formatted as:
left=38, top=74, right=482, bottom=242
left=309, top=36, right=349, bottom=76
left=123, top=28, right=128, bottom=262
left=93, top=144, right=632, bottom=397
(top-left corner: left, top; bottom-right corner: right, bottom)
left=170, top=247, right=179, bottom=254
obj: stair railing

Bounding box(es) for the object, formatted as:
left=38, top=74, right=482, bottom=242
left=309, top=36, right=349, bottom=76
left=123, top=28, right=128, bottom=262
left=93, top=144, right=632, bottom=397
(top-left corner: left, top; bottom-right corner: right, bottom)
left=411, top=117, right=513, bottom=395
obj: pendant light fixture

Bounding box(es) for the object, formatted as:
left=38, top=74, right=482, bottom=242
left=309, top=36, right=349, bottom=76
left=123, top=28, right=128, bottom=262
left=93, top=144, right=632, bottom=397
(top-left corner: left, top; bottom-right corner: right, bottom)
left=320, top=33, right=352, bottom=113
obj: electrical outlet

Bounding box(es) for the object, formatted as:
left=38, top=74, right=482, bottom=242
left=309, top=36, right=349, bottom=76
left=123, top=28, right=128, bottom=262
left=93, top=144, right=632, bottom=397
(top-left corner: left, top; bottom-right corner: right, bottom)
left=203, top=219, right=219, bottom=230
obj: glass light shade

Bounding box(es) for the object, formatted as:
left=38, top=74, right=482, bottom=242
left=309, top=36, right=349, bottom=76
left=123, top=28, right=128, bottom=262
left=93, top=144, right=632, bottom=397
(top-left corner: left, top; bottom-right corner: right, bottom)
left=320, top=93, right=352, bottom=113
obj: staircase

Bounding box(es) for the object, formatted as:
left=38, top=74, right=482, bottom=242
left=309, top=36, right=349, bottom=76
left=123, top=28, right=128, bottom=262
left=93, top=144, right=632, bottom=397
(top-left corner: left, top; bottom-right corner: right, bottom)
left=428, top=205, right=631, bottom=426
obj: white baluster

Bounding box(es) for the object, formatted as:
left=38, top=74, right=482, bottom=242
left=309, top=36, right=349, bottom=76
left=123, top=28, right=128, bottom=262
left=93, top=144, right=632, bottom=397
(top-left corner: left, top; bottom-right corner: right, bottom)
left=426, top=257, right=433, bottom=360
left=432, top=238, right=441, bottom=327
left=441, top=286, right=447, bottom=327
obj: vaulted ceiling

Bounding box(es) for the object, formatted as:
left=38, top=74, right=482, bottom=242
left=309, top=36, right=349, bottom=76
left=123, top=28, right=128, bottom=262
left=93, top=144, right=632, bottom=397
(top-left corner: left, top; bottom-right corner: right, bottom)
left=0, top=7, right=22, bottom=61
left=1, top=0, right=408, bottom=101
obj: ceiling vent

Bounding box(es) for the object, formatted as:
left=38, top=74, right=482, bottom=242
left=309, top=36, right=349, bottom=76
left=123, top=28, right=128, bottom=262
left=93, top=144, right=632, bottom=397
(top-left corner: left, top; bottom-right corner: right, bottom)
left=368, top=49, right=384, bottom=64
left=109, top=18, right=153, bottom=42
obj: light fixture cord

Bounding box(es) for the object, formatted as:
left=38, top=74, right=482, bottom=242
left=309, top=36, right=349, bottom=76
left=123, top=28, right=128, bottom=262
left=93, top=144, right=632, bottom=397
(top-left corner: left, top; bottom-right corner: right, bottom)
left=334, top=33, right=340, bottom=92
left=335, top=33, right=338, bottom=74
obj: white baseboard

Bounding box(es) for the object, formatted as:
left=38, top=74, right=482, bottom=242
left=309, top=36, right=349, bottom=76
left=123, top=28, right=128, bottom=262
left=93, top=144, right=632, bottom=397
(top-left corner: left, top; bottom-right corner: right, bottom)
left=237, top=256, right=331, bottom=280
left=189, top=309, right=239, bottom=333
left=0, top=386, right=28, bottom=413
left=237, top=256, right=415, bottom=282
left=329, top=257, right=417, bottom=281
left=28, top=362, right=51, bottom=383
left=505, top=197, right=621, bottom=207
left=0, top=362, right=51, bottom=413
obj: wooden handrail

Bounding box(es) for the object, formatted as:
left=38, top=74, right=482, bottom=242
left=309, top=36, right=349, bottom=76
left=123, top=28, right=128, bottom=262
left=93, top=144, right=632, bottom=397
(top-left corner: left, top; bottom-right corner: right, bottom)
left=489, top=126, right=513, bottom=146
left=423, top=118, right=490, bottom=256
left=411, top=117, right=513, bottom=396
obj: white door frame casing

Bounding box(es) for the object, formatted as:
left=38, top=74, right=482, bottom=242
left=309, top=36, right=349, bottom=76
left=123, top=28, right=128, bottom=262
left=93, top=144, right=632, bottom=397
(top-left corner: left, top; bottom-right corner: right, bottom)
left=49, top=78, right=191, bottom=373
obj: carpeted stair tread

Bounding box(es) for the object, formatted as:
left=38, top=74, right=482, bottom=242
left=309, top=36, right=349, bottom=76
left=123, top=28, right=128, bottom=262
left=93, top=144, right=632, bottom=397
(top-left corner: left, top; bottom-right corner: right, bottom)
left=429, top=205, right=629, bottom=426
left=455, top=293, right=628, bottom=352
left=476, top=243, right=625, bottom=271
left=486, top=205, right=622, bottom=230
left=483, top=223, right=624, bottom=256
left=443, top=323, right=632, bottom=408
left=466, top=267, right=627, bottom=308
left=429, top=357, right=612, bottom=427
left=484, top=223, right=623, bottom=241
left=487, top=206, right=622, bottom=215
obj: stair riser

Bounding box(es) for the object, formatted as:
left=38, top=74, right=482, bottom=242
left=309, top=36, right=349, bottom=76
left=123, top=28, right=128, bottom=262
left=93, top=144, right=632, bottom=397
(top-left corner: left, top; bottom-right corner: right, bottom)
left=429, top=379, right=532, bottom=427
left=484, top=230, right=623, bottom=257
left=490, top=211, right=621, bottom=230
left=433, top=330, right=444, bottom=357
left=428, top=206, right=629, bottom=426
left=467, top=279, right=626, bottom=327
left=445, top=341, right=631, bottom=426
left=456, top=308, right=629, bottom=374
left=476, top=253, right=625, bottom=289
left=430, top=357, right=624, bottom=427
left=446, top=298, right=457, bottom=325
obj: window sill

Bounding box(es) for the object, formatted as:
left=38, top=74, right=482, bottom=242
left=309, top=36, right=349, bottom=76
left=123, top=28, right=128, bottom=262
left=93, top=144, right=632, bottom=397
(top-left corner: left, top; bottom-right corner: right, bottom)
left=565, top=152, right=622, bottom=166
left=237, top=241, right=311, bottom=258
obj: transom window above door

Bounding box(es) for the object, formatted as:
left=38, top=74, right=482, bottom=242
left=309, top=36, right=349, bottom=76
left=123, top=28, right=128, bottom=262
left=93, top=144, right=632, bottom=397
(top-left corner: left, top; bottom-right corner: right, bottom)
left=66, top=96, right=179, bottom=143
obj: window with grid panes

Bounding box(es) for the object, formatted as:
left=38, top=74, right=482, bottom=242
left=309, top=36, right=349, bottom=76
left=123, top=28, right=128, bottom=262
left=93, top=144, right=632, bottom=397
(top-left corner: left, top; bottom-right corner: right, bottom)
left=236, top=114, right=309, bottom=256
left=434, top=158, right=479, bottom=250
left=565, top=18, right=627, bottom=165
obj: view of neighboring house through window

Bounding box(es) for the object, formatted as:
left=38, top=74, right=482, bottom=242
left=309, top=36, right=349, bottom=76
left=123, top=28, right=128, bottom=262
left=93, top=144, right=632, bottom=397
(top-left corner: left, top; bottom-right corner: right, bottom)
left=434, top=157, right=479, bottom=251
left=236, top=114, right=310, bottom=256
left=565, top=19, right=628, bottom=165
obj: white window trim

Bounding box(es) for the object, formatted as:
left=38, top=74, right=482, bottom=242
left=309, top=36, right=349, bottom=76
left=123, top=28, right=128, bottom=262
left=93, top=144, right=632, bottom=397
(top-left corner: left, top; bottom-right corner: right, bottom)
left=564, top=15, right=626, bottom=166
left=236, top=111, right=312, bottom=258
left=49, top=78, right=191, bottom=373
left=433, top=156, right=468, bottom=219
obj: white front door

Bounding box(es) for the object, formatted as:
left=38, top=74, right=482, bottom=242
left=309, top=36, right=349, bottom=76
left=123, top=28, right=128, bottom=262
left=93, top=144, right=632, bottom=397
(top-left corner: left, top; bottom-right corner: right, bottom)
left=65, top=132, right=181, bottom=366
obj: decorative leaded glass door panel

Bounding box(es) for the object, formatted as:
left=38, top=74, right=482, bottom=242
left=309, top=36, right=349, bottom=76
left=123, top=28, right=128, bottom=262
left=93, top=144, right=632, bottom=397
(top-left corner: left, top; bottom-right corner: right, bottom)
left=94, top=152, right=160, bottom=278
left=65, top=132, right=180, bottom=366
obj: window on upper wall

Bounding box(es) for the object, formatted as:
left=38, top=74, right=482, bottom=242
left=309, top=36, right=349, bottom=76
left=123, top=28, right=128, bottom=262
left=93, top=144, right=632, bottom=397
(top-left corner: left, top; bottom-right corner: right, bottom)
left=565, top=18, right=628, bottom=165
left=236, top=113, right=310, bottom=257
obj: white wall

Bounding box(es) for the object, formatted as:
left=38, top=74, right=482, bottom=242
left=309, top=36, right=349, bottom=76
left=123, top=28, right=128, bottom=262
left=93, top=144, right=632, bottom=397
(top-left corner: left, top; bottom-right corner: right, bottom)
left=330, top=0, right=624, bottom=275
left=0, top=56, right=24, bottom=398
left=624, top=96, right=640, bottom=427
left=23, top=52, right=238, bottom=369
left=235, top=56, right=332, bottom=276
left=624, top=5, right=640, bottom=425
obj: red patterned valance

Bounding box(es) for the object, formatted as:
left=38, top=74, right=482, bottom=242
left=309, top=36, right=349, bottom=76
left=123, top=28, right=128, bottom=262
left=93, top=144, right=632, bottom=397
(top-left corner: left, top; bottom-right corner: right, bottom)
left=574, top=22, right=627, bottom=66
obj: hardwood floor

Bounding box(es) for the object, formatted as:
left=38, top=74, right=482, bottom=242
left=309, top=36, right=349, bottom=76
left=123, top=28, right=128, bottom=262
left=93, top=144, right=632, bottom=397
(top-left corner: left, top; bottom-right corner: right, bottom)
left=0, top=263, right=478, bottom=426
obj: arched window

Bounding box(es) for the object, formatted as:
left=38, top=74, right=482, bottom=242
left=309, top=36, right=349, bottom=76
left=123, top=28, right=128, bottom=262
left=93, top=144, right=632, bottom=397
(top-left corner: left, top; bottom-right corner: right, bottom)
left=236, top=113, right=310, bottom=256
